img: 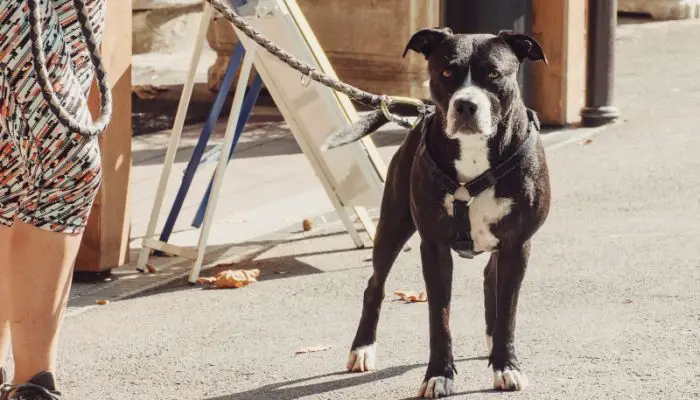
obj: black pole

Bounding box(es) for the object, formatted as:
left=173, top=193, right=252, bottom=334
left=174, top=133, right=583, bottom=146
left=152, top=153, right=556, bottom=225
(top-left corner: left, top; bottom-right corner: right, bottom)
left=581, top=0, right=621, bottom=127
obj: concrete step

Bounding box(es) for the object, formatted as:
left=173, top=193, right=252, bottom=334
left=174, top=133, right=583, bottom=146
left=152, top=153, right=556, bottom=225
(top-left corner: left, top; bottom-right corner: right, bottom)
left=619, top=0, right=700, bottom=20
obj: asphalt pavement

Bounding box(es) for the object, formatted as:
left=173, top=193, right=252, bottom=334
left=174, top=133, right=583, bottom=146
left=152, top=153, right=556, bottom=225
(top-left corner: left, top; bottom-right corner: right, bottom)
left=50, top=18, right=700, bottom=400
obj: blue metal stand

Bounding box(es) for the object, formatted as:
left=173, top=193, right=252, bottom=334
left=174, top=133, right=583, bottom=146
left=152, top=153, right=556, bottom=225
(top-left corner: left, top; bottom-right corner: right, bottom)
left=155, top=42, right=262, bottom=250
left=191, top=74, right=264, bottom=228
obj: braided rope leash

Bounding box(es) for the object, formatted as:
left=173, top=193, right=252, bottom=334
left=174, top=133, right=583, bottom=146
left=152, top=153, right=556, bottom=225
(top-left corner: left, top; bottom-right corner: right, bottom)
left=206, top=0, right=424, bottom=128
left=27, top=0, right=113, bottom=137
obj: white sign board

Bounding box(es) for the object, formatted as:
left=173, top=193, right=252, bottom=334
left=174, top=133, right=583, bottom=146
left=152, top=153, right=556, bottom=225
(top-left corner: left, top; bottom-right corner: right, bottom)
left=231, top=0, right=387, bottom=208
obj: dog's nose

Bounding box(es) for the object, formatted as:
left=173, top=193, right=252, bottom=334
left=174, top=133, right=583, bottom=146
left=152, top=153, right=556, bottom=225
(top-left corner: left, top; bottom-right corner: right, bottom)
left=454, top=98, right=478, bottom=116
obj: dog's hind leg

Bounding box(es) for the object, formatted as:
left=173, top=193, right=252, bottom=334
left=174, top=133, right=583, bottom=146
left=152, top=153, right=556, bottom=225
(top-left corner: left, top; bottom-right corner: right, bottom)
left=490, top=242, right=531, bottom=391
left=347, top=150, right=416, bottom=372
left=483, top=252, right=498, bottom=357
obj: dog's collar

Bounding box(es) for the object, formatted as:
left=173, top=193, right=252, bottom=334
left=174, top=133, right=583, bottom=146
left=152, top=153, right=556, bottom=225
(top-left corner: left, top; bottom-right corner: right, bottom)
left=418, top=108, right=541, bottom=259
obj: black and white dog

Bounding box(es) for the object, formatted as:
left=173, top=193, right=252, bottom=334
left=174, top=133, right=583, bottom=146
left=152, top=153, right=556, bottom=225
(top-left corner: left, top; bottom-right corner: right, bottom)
left=323, top=28, right=551, bottom=398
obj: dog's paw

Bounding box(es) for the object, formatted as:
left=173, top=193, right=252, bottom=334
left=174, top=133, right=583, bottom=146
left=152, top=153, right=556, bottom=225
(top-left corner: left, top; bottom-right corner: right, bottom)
left=347, top=344, right=377, bottom=372
left=418, top=376, right=455, bottom=398
left=493, top=367, right=528, bottom=391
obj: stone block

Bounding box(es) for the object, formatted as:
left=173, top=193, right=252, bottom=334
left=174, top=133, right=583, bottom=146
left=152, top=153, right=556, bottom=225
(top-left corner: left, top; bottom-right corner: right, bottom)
left=618, top=0, right=700, bottom=20
left=298, top=0, right=440, bottom=100
left=204, top=0, right=439, bottom=98
left=132, top=0, right=200, bottom=11
left=132, top=2, right=204, bottom=55
left=205, top=15, right=257, bottom=92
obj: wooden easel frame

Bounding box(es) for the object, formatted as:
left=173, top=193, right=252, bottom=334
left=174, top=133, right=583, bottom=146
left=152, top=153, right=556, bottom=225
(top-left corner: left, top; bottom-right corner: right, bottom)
left=136, top=0, right=387, bottom=283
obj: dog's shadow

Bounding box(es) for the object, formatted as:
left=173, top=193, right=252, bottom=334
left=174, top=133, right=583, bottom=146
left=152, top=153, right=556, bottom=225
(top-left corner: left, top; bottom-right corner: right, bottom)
left=204, top=356, right=494, bottom=400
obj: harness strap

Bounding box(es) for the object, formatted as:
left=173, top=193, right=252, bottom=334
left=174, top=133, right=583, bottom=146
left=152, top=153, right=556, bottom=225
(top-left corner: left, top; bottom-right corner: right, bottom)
left=452, top=199, right=477, bottom=255
left=421, top=109, right=540, bottom=201
left=418, top=109, right=541, bottom=258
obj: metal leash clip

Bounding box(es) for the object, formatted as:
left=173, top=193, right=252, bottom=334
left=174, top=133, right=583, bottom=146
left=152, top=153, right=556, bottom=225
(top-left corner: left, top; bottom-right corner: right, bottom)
left=379, top=96, right=427, bottom=129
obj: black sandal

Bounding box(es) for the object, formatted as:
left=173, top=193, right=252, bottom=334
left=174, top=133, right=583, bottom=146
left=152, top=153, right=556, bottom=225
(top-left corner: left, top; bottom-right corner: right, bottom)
left=0, top=371, right=62, bottom=400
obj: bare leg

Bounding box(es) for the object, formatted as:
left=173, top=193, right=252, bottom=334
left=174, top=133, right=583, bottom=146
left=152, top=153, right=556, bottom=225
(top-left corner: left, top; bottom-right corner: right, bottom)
left=0, top=225, right=11, bottom=368
left=6, top=222, right=81, bottom=384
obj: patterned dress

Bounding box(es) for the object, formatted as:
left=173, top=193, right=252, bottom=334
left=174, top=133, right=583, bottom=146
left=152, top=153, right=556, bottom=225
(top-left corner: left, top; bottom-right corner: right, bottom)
left=0, top=0, right=106, bottom=233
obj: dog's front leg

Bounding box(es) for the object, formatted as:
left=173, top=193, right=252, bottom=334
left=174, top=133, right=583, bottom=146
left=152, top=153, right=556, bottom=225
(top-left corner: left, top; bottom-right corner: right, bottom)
left=348, top=145, right=417, bottom=373
left=417, top=240, right=456, bottom=399
left=483, top=252, right=498, bottom=356
left=490, top=241, right=531, bottom=391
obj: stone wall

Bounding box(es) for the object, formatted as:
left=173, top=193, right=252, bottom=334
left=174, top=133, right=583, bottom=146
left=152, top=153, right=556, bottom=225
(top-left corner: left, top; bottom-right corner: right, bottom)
left=205, top=0, right=440, bottom=97
left=132, top=0, right=203, bottom=55
left=206, top=14, right=257, bottom=92
left=619, top=0, right=700, bottom=20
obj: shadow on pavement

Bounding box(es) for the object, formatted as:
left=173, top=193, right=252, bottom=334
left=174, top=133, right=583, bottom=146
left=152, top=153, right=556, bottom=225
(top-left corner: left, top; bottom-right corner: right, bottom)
left=118, top=229, right=369, bottom=300
left=135, top=245, right=369, bottom=299
left=204, top=357, right=489, bottom=400
left=130, top=123, right=408, bottom=166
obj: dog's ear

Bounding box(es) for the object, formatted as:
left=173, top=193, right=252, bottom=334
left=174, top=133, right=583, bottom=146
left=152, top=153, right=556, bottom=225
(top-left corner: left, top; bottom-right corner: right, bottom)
left=403, top=27, right=453, bottom=60
left=498, top=31, right=548, bottom=65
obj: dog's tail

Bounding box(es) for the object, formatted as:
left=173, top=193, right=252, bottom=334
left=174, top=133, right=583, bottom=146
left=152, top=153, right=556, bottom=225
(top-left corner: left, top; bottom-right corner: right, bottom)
left=320, top=101, right=433, bottom=151
left=320, top=110, right=389, bottom=151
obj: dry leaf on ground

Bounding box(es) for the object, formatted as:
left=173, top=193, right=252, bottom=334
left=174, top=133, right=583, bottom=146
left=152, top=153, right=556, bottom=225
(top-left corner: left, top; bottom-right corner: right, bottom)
left=197, top=269, right=261, bottom=289
left=96, top=299, right=110, bottom=305
left=302, top=218, right=313, bottom=231
left=138, top=263, right=158, bottom=274
left=579, top=138, right=593, bottom=145
left=295, top=345, right=332, bottom=355
left=394, top=290, right=427, bottom=303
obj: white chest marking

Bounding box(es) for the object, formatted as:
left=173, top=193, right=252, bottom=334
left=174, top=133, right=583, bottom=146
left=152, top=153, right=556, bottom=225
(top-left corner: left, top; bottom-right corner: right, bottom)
left=442, top=135, right=513, bottom=252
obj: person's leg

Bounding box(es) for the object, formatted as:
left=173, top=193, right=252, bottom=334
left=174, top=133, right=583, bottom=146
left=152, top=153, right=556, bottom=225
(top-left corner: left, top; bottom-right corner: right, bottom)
left=7, top=223, right=83, bottom=384
left=0, top=42, right=26, bottom=379
left=0, top=226, right=11, bottom=368
left=5, top=89, right=102, bottom=388
left=0, top=0, right=105, bottom=389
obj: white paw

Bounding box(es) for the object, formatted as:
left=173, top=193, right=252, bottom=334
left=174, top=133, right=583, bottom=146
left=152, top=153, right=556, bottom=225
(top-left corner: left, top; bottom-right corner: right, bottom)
left=418, top=376, right=455, bottom=398
left=347, top=344, right=376, bottom=372
left=493, top=367, right=528, bottom=391
left=486, top=335, right=493, bottom=355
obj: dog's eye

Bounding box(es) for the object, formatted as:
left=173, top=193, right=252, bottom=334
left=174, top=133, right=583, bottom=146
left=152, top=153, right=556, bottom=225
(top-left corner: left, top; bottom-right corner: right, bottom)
left=441, top=69, right=453, bottom=78
left=488, top=70, right=502, bottom=79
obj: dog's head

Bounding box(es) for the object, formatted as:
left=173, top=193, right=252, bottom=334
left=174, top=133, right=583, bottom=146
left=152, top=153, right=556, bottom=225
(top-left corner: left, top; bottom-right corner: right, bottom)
left=404, top=28, right=547, bottom=139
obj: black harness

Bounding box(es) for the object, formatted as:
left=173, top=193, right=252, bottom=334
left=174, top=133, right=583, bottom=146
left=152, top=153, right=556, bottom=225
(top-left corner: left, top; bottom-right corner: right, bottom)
left=416, top=109, right=541, bottom=259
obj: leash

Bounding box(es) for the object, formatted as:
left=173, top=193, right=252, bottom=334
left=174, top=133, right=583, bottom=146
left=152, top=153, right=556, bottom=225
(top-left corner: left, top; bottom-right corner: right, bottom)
left=27, top=0, right=112, bottom=137
left=205, top=0, right=427, bottom=129
left=27, top=0, right=424, bottom=136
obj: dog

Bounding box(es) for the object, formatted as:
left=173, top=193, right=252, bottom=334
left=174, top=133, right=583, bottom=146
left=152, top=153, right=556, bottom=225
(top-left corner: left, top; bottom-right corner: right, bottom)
left=323, top=28, right=551, bottom=398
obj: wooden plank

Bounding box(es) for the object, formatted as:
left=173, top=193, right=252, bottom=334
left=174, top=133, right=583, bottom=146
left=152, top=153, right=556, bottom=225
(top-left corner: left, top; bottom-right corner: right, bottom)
left=530, top=0, right=587, bottom=126
left=75, top=0, right=132, bottom=272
